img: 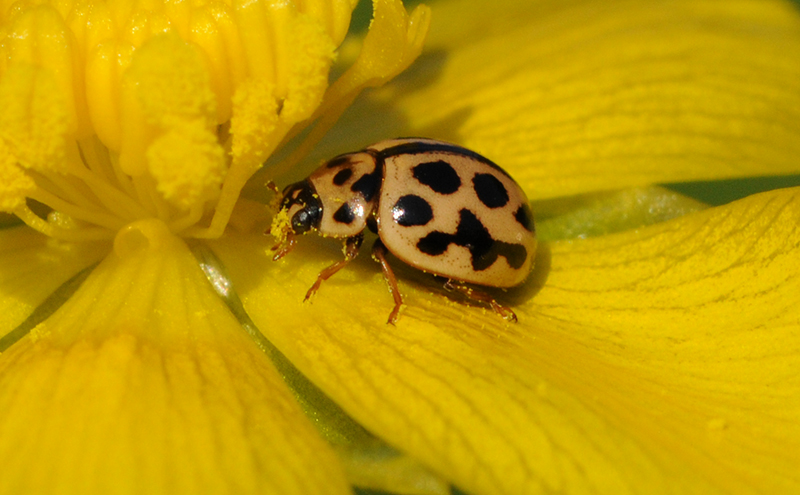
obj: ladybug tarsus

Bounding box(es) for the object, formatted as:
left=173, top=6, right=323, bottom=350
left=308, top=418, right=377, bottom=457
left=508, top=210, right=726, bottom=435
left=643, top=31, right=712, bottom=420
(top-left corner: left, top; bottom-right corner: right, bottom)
left=271, top=233, right=296, bottom=261
left=444, top=279, right=518, bottom=322
left=304, top=233, right=364, bottom=302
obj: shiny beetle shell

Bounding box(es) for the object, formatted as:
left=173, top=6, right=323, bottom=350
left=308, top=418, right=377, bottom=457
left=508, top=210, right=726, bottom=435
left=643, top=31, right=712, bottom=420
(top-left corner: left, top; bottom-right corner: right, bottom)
left=374, top=139, right=535, bottom=287
left=271, top=138, right=537, bottom=322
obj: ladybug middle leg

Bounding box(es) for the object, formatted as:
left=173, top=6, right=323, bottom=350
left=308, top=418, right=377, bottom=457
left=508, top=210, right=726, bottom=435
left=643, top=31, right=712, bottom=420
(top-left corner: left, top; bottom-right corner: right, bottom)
left=444, top=280, right=518, bottom=323
left=304, top=233, right=364, bottom=301
left=371, top=239, right=404, bottom=325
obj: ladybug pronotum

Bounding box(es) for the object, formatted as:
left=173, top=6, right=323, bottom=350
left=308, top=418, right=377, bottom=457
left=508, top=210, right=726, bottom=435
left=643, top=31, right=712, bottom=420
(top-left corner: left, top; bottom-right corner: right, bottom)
left=270, top=138, right=536, bottom=324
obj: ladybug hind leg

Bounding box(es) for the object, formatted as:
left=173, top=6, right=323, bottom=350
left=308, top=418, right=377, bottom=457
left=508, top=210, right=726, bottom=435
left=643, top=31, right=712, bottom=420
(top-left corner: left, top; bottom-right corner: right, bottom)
left=371, top=239, right=404, bottom=325
left=444, top=280, right=518, bottom=323
left=304, top=233, right=364, bottom=301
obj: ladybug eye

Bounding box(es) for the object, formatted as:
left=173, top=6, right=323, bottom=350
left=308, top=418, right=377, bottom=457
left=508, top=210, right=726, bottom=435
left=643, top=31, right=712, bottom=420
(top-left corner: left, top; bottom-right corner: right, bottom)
left=291, top=205, right=321, bottom=233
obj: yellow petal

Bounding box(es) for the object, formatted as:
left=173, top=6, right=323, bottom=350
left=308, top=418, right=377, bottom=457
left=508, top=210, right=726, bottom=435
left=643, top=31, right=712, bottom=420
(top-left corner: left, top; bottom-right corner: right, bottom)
left=523, top=186, right=800, bottom=493
left=0, top=227, right=107, bottom=339
left=214, top=231, right=565, bottom=495
left=316, top=0, right=800, bottom=198
left=212, top=185, right=800, bottom=494
left=194, top=243, right=452, bottom=495
left=0, top=220, right=350, bottom=495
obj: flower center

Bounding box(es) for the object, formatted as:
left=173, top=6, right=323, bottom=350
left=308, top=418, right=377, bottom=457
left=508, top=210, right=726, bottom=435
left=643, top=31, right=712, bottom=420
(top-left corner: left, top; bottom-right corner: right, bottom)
left=0, top=0, right=430, bottom=242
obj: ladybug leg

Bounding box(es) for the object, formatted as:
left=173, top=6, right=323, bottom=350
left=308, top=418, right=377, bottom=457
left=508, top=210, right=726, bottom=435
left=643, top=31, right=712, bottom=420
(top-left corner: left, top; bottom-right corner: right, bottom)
left=371, top=239, right=404, bottom=325
left=444, top=280, right=518, bottom=323
left=271, top=232, right=296, bottom=261
left=304, top=233, right=364, bottom=301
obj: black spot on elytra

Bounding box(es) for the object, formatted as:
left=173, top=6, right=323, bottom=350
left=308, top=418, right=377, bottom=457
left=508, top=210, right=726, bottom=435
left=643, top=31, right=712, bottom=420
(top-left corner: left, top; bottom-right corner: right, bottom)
left=333, top=168, right=352, bottom=186
left=412, top=160, right=461, bottom=194
left=490, top=240, right=527, bottom=270
left=416, top=209, right=527, bottom=271
left=514, top=204, right=534, bottom=232
left=416, top=231, right=451, bottom=256
left=326, top=155, right=351, bottom=168
left=351, top=168, right=382, bottom=202
left=473, top=173, right=509, bottom=208
left=392, top=195, right=433, bottom=227
left=333, top=203, right=355, bottom=224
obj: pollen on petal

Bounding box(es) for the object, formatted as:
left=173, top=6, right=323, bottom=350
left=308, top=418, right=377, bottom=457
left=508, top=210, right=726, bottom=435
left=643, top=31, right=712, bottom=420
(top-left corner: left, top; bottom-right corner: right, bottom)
left=0, top=65, right=73, bottom=174
left=4, top=5, right=86, bottom=137
left=230, top=79, right=279, bottom=167
left=277, top=14, right=336, bottom=122
left=120, top=33, right=218, bottom=178
left=127, top=35, right=217, bottom=127
left=146, top=122, right=225, bottom=210
left=186, top=3, right=245, bottom=124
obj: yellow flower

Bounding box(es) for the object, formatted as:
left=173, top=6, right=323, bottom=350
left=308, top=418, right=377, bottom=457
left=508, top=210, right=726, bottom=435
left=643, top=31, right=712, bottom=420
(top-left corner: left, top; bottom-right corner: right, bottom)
left=0, top=0, right=430, bottom=493
left=2, top=0, right=800, bottom=495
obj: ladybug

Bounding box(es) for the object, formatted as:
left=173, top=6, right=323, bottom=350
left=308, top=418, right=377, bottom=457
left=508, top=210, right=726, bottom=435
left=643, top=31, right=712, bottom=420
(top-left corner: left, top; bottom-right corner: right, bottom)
left=270, top=138, right=536, bottom=324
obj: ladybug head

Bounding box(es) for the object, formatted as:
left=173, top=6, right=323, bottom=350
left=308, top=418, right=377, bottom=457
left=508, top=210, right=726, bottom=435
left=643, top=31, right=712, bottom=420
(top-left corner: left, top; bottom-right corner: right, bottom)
left=270, top=180, right=322, bottom=260
left=279, top=180, right=322, bottom=234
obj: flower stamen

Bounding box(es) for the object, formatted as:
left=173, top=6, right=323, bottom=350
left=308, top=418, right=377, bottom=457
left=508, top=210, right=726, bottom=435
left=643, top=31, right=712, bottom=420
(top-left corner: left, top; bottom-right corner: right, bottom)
left=2, top=0, right=429, bottom=245
left=13, top=205, right=116, bottom=241
left=268, top=0, right=432, bottom=180
left=27, top=188, right=124, bottom=231
left=68, top=166, right=151, bottom=220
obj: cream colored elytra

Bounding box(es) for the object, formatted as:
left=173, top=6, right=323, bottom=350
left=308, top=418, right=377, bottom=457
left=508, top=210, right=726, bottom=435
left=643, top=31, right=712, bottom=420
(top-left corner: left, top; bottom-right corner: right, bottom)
left=270, top=138, right=537, bottom=324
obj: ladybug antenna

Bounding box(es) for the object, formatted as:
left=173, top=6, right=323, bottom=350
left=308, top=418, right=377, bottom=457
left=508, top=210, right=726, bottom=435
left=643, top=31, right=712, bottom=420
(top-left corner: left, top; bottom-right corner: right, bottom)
left=266, top=181, right=280, bottom=195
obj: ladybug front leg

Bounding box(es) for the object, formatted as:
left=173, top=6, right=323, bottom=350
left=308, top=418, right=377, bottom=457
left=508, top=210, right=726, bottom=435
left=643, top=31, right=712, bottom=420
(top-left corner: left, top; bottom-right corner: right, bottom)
left=444, top=280, right=518, bottom=323
left=304, top=233, right=364, bottom=301
left=371, top=239, right=404, bottom=325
